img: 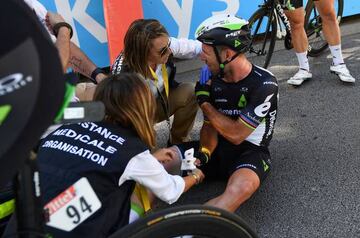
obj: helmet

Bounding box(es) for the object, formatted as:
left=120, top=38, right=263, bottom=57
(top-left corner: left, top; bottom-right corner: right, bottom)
left=195, top=14, right=251, bottom=53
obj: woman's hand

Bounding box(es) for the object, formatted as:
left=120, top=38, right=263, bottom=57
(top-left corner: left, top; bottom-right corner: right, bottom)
left=152, top=148, right=177, bottom=164
left=191, top=168, right=205, bottom=184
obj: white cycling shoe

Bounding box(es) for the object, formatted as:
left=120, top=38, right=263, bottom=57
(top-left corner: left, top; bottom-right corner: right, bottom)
left=330, top=64, right=356, bottom=83
left=287, top=68, right=312, bottom=86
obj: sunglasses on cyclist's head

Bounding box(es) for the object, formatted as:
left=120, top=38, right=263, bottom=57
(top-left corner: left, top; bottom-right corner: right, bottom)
left=158, top=39, right=171, bottom=57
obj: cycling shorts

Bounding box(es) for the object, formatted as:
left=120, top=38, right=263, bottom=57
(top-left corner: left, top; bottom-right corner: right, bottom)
left=281, top=0, right=303, bottom=10
left=177, top=141, right=271, bottom=183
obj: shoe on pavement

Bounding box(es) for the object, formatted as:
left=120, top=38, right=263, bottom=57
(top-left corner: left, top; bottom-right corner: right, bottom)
left=330, top=64, right=356, bottom=83
left=287, top=69, right=312, bottom=86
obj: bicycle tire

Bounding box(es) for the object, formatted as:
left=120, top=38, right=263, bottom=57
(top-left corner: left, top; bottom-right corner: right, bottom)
left=247, top=7, right=277, bottom=68
left=305, top=0, right=344, bottom=57
left=109, top=205, right=258, bottom=238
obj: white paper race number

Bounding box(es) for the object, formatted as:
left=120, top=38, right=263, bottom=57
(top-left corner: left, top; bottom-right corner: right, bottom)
left=44, top=177, right=102, bottom=231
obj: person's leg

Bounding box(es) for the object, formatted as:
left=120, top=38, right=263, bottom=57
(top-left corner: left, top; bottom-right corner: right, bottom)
left=285, top=7, right=313, bottom=85
left=315, top=0, right=355, bottom=82
left=315, top=0, right=342, bottom=65
left=285, top=7, right=308, bottom=54
left=314, top=0, right=340, bottom=47
left=205, top=168, right=260, bottom=212
left=129, top=185, right=157, bottom=224
left=167, top=83, right=198, bottom=144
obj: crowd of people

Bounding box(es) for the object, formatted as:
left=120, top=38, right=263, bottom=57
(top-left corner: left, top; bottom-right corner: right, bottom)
left=2, top=0, right=356, bottom=237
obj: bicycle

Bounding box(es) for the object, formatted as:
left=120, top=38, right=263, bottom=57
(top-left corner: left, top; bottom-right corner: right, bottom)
left=111, top=204, right=258, bottom=238
left=0, top=1, right=259, bottom=237
left=246, top=0, right=344, bottom=68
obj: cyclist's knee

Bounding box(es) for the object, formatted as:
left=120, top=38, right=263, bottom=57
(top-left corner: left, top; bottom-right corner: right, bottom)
left=320, top=10, right=337, bottom=24
left=286, top=8, right=304, bottom=28
left=289, top=18, right=304, bottom=32
left=225, top=180, right=258, bottom=199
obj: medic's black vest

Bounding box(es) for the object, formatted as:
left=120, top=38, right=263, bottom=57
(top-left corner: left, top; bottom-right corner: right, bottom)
left=37, top=121, right=148, bottom=237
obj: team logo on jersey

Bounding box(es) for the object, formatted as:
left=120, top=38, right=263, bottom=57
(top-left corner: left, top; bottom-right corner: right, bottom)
left=239, top=87, right=248, bottom=92
left=215, top=98, right=228, bottom=103
left=265, top=110, right=277, bottom=139
left=263, top=81, right=278, bottom=86
left=262, top=159, right=269, bottom=172
left=214, top=86, right=222, bottom=92
left=254, top=94, right=274, bottom=117
left=238, top=94, right=247, bottom=108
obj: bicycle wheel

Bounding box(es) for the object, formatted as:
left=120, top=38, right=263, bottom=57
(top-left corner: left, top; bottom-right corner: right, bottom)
left=305, top=0, right=344, bottom=57
left=247, top=8, right=277, bottom=68
left=109, top=205, right=258, bottom=238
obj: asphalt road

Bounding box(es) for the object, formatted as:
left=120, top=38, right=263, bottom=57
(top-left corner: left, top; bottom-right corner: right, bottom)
left=154, top=18, right=360, bottom=237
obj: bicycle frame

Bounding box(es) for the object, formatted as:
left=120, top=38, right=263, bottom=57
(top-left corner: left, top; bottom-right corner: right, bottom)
left=274, top=0, right=292, bottom=35
left=249, top=0, right=292, bottom=56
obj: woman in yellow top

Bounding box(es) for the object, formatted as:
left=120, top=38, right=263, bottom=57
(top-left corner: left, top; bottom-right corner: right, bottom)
left=111, top=19, right=202, bottom=145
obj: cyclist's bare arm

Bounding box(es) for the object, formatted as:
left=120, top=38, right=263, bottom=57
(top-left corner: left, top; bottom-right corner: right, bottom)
left=200, top=121, right=218, bottom=154
left=200, top=102, right=253, bottom=145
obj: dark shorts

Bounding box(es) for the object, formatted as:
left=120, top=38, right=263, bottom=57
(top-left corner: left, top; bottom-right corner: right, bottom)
left=281, top=0, right=303, bottom=10
left=177, top=141, right=271, bottom=183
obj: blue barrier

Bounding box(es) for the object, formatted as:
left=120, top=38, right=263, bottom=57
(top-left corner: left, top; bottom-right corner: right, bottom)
left=38, top=0, right=359, bottom=68
left=39, top=0, right=109, bottom=67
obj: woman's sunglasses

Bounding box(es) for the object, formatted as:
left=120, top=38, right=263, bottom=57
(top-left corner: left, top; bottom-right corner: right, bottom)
left=159, top=39, right=171, bottom=57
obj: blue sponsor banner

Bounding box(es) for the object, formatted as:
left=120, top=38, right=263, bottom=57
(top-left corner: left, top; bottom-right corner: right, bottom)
left=142, top=0, right=259, bottom=39
left=343, top=0, right=360, bottom=16
left=37, top=0, right=359, bottom=67
left=142, top=0, right=359, bottom=39
left=38, top=0, right=109, bottom=67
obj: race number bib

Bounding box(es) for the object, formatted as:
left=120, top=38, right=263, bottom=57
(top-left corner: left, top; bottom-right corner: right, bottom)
left=44, top=177, right=102, bottom=231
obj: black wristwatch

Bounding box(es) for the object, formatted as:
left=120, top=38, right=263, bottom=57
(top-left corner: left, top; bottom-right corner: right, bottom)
left=90, top=68, right=105, bottom=84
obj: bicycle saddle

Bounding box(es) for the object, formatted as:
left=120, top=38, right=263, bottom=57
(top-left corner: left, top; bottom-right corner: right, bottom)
left=0, top=0, right=65, bottom=187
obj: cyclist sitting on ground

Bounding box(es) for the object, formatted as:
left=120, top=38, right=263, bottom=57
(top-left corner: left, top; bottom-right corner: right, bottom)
left=177, top=14, right=278, bottom=212
left=283, top=0, right=355, bottom=85
left=110, top=19, right=202, bottom=145
left=5, top=73, right=204, bottom=238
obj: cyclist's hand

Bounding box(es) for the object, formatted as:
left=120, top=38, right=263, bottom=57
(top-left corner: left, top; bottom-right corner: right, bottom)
left=195, top=81, right=211, bottom=106
left=199, top=65, right=212, bottom=85
left=194, top=150, right=210, bottom=166
left=153, top=148, right=176, bottom=164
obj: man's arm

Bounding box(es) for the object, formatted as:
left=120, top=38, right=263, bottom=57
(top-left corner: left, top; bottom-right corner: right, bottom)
left=54, top=27, right=71, bottom=72
left=194, top=80, right=252, bottom=145
left=200, top=102, right=253, bottom=145
left=199, top=121, right=218, bottom=153
left=46, top=12, right=71, bottom=72
left=68, top=43, right=107, bottom=83
left=169, top=37, right=202, bottom=59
